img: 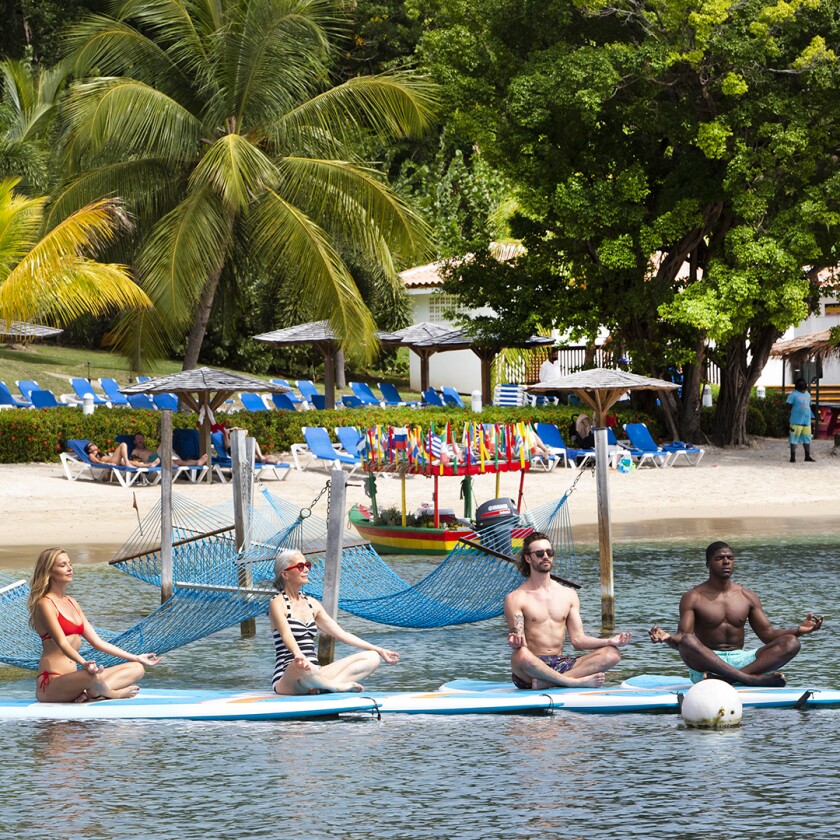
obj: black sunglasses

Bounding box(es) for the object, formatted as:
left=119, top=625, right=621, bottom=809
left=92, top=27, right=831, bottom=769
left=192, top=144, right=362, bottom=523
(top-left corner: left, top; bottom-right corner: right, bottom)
left=529, top=549, right=555, bottom=559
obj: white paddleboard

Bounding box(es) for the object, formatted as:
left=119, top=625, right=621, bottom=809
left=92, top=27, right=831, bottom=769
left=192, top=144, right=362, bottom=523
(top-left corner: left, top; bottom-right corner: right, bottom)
left=0, top=688, right=378, bottom=721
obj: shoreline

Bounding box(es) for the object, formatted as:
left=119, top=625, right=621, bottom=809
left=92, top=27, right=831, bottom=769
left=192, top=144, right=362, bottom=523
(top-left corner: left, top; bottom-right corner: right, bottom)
left=0, top=436, right=837, bottom=569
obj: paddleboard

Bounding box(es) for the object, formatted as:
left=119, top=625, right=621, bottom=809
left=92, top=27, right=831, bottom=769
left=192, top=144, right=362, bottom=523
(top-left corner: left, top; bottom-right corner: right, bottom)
left=0, top=689, right=379, bottom=721
left=436, top=675, right=840, bottom=713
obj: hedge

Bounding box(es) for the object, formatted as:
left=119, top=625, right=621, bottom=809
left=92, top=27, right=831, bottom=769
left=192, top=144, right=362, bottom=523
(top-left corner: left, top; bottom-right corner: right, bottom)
left=0, top=403, right=662, bottom=463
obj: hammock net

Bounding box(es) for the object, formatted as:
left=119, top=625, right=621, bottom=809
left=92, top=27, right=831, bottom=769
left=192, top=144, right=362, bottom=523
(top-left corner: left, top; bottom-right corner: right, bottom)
left=0, top=479, right=580, bottom=670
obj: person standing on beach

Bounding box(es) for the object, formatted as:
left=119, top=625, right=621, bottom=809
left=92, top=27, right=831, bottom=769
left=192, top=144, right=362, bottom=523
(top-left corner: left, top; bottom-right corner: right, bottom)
left=787, top=378, right=816, bottom=462
left=29, top=548, right=160, bottom=702
left=648, top=541, right=823, bottom=686
left=504, top=532, right=632, bottom=689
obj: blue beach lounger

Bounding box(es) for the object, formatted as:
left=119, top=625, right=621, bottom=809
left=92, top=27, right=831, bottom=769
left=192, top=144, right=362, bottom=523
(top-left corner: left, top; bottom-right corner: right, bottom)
left=422, top=388, right=445, bottom=407
left=624, top=423, right=704, bottom=467
left=69, top=377, right=111, bottom=407
left=60, top=439, right=159, bottom=488
left=290, top=427, right=360, bottom=474
left=349, top=382, right=384, bottom=407
left=378, top=382, right=419, bottom=407
left=98, top=378, right=130, bottom=406
left=621, top=423, right=672, bottom=468
left=441, top=387, right=466, bottom=409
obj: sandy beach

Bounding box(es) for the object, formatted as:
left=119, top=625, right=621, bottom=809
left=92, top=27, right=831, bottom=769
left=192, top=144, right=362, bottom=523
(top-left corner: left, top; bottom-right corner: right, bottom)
left=1, top=435, right=837, bottom=568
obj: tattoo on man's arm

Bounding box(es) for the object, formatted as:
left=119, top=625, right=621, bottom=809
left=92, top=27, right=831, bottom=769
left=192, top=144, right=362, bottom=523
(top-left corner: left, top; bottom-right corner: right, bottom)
left=513, top=614, right=525, bottom=635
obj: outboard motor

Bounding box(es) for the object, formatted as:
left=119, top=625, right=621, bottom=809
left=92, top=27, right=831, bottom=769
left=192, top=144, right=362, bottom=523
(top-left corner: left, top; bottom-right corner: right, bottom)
left=474, top=498, right=519, bottom=556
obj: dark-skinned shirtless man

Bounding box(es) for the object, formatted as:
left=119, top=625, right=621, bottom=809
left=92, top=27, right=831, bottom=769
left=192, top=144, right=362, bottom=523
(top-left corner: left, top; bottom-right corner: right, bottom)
left=504, top=532, right=632, bottom=690
left=648, top=541, right=823, bottom=687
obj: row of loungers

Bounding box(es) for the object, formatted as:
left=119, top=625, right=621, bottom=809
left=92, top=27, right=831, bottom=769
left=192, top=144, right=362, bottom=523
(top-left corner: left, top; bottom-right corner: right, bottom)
left=1, top=377, right=179, bottom=411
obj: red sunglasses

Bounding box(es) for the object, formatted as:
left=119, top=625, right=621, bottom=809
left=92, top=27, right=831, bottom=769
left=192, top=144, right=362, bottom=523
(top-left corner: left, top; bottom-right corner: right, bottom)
left=284, top=560, right=313, bottom=572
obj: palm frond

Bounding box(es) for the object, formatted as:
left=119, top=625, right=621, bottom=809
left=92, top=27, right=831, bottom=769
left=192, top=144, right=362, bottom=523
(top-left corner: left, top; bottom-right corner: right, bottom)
left=278, top=156, right=432, bottom=264
left=247, top=188, right=378, bottom=363
left=275, top=73, right=437, bottom=152
left=63, top=77, right=202, bottom=165
left=190, top=134, right=279, bottom=211
left=137, top=187, right=234, bottom=329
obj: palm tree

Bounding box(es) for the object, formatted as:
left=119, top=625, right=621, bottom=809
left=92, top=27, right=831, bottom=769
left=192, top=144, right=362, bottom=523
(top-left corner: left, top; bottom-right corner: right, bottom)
left=0, top=178, right=151, bottom=331
left=55, top=0, right=435, bottom=369
left=0, top=58, right=72, bottom=193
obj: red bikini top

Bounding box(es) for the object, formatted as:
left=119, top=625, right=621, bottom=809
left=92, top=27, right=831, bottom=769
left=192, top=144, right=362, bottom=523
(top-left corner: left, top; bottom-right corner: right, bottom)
left=39, top=597, right=85, bottom=640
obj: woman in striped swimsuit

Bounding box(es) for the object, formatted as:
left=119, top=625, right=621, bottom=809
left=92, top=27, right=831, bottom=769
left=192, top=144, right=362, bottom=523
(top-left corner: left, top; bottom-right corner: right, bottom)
left=270, top=549, right=399, bottom=695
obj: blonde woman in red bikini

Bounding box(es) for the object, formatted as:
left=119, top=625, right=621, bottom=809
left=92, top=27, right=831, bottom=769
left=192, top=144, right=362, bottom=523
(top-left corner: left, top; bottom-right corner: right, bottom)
left=28, top=548, right=160, bottom=702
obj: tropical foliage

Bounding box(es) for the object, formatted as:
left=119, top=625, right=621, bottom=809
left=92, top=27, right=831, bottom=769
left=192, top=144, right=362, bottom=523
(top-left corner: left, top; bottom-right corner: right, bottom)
left=0, top=177, right=150, bottom=332
left=54, top=0, right=436, bottom=369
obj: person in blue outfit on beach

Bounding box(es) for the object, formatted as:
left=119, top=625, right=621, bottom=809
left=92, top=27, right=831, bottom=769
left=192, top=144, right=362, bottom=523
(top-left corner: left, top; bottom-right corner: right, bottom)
left=787, top=377, right=815, bottom=462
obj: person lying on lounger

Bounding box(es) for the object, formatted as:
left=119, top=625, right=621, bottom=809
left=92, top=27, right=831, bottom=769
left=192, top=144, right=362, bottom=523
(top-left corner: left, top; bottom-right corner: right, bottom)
left=270, top=549, right=399, bottom=694
left=222, top=425, right=284, bottom=464
left=132, top=433, right=208, bottom=468
left=84, top=441, right=149, bottom=467
left=29, top=548, right=160, bottom=702
left=648, top=541, right=823, bottom=687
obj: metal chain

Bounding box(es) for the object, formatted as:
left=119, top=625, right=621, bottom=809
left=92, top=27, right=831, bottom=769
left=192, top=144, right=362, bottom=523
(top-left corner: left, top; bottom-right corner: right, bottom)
left=299, top=480, right=330, bottom=520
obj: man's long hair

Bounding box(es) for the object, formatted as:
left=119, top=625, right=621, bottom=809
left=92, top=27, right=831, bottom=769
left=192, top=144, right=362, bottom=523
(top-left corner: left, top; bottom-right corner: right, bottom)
left=518, top=531, right=550, bottom=578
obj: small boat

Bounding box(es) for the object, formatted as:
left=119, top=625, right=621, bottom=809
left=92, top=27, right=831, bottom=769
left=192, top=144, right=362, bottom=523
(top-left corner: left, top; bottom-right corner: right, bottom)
left=348, top=502, right=531, bottom=557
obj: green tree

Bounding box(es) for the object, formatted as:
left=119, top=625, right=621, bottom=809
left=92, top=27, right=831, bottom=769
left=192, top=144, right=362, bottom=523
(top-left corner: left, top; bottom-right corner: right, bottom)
left=421, top=0, right=840, bottom=445
left=0, top=177, right=150, bottom=330
left=55, top=0, right=435, bottom=371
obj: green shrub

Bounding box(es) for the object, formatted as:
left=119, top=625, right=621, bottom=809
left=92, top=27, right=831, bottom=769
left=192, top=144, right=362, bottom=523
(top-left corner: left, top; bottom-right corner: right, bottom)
left=0, top=403, right=658, bottom=463
left=745, top=404, right=767, bottom=436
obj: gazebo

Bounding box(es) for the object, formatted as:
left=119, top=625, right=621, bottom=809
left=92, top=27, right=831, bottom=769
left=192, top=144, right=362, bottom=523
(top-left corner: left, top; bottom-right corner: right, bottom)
left=253, top=321, right=345, bottom=409
left=0, top=320, right=63, bottom=341
left=378, top=322, right=457, bottom=394
left=770, top=328, right=840, bottom=371
left=121, top=367, right=290, bottom=471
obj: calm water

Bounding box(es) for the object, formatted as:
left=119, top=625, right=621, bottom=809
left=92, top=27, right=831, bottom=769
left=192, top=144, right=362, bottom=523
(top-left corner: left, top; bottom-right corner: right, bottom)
left=1, top=538, right=838, bottom=839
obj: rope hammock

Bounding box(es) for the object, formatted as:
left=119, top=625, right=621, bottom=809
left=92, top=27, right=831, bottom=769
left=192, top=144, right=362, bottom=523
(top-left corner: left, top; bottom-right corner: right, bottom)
left=0, top=478, right=581, bottom=670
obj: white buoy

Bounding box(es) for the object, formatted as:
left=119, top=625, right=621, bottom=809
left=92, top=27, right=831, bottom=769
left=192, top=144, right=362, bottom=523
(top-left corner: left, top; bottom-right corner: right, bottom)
left=680, top=680, right=743, bottom=728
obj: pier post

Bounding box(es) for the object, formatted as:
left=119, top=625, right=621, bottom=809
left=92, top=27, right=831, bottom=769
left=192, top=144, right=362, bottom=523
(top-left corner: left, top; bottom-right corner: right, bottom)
left=319, top=469, right=346, bottom=665
left=594, top=427, right=614, bottom=629
left=160, top=409, right=173, bottom=603
left=231, top=429, right=256, bottom=637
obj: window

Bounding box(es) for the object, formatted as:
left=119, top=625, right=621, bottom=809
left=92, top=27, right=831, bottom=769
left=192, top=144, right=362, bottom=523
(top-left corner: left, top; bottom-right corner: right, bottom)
left=428, top=293, right=463, bottom=323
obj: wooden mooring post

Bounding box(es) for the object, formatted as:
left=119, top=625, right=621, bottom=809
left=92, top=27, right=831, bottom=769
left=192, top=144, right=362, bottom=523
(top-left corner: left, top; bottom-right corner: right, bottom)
left=231, top=429, right=256, bottom=638
left=160, top=409, right=173, bottom=604
left=594, top=427, right=615, bottom=630
left=318, top=469, right=347, bottom=665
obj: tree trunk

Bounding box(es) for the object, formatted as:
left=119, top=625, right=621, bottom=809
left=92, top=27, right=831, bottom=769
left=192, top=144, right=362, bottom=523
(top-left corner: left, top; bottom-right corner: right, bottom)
left=713, top=325, right=780, bottom=446
left=335, top=349, right=346, bottom=389
left=182, top=265, right=225, bottom=371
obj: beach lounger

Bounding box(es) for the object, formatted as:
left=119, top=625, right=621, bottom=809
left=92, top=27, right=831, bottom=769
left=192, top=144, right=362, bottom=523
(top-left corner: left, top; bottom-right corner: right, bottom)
left=290, top=426, right=360, bottom=474
left=127, top=393, right=156, bottom=410
left=98, top=378, right=130, bottom=406
left=239, top=392, right=270, bottom=412
left=297, top=380, right=320, bottom=402
left=349, top=382, right=385, bottom=407
left=335, top=426, right=364, bottom=457
left=492, top=383, right=527, bottom=407
left=378, top=383, right=420, bottom=407
left=60, top=439, right=159, bottom=488
left=210, top=431, right=290, bottom=482
left=341, top=395, right=364, bottom=409
left=69, top=377, right=111, bottom=407
left=30, top=389, right=69, bottom=409
left=153, top=393, right=179, bottom=411
left=624, top=423, right=703, bottom=467
left=16, top=380, right=40, bottom=401
left=534, top=423, right=591, bottom=468
left=422, top=388, right=445, bottom=408
left=441, top=387, right=466, bottom=409
left=0, top=381, right=32, bottom=408
left=271, top=392, right=299, bottom=411
left=271, top=380, right=307, bottom=408
left=121, top=429, right=210, bottom=483
left=621, top=423, right=672, bottom=468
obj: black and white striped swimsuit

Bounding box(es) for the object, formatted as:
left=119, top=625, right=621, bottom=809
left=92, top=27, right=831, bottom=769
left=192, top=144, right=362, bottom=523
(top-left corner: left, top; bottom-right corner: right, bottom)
left=272, top=592, right=318, bottom=688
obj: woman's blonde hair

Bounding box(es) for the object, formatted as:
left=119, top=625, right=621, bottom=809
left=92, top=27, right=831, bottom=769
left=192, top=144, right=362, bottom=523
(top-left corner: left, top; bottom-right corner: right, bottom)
left=273, top=549, right=302, bottom=591
left=27, top=548, right=68, bottom=628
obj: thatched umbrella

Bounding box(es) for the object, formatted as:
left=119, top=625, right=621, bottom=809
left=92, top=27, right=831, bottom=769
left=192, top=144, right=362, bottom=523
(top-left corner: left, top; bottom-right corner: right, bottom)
left=378, top=322, right=460, bottom=393
left=770, top=328, right=840, bottom=367
left=122, top=367, right=290, bottom=467
left=253, top=321, right=345, bottom=408
left=529, top=367, right=680, bottom=426
left=0, top=319, right=63, bottom=341
left=529, top=368, right=680, bottom=629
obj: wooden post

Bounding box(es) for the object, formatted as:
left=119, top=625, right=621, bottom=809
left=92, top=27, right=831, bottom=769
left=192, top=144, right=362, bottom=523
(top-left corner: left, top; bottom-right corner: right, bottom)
left=231, top=429, right=256, bottom=638
left=594, top=426, right=615, bottom=629
left=160, top=409, right=173, bottom=603
left=318, top=469, right=346, bottom=665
